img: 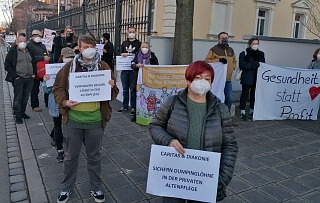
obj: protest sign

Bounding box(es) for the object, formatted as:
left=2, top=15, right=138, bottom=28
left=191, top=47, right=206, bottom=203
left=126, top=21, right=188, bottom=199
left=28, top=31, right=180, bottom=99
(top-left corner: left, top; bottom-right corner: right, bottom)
left=42, top=28, right=55, bottom=52
left=116, top=55, right=135, bottom=71
left=5, top=35, right=16, bottom=43
left=147, top=145, right=221, bottom=203
left=254, top=63, right=320, bottom=120
left=45, top=63, right=65, bottom=87
left=69, top=70, right=111, bottom=102
left=135, top=63, right=227, bottom=125
left=96, top=44, right=104, bottom=58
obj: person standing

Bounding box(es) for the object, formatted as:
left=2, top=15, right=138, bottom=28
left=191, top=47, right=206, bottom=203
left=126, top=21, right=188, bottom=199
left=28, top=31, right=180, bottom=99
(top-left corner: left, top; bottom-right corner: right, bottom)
left=130, top=42, right=159, bottom=122
left=307, top=48, right=320, bottom=69
left=53, top=30, right=66, bottom=63
left=149, top=61, right=238, bottom=202
left=101, top=33, right=114, bottom=72
left=238, top=38, right=265, bottom=120
left=53, top=35, right=119, bottom=203
left=27, top=30, right=50, bottom=112
left=65, top=26, right=78, bottom=48
left=118, top=26, right=141, bottom=114
left=5, top=34, right=36, bottom=124
left=205, top=32, right=237, bottom=112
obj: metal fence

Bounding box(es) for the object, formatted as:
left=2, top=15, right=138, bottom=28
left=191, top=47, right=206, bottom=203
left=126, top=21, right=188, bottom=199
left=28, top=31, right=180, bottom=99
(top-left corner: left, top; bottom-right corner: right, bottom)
left=26, top=0, right=153, bottom=55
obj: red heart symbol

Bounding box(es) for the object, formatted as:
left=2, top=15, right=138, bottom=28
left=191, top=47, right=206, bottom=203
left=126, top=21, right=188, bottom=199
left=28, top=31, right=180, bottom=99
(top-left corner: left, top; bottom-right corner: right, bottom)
left=309, top=86, right=320, bottom=100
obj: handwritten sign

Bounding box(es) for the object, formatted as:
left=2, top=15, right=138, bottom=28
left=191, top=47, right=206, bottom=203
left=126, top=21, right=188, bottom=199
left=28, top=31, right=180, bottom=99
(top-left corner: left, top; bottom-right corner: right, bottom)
left=116, top=55, right=134, bottom=71
left=45, top=63, right=65, bottom=87
left=69, top=70, right=111, bottom=102
left=147, top=145, right=221, bottom=203
left=254, top=63, right=320, bottom=120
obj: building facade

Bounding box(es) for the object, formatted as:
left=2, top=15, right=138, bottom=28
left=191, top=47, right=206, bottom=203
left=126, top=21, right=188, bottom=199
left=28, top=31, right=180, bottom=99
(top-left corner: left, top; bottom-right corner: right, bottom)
left=151, top=0, right=318, bottom=41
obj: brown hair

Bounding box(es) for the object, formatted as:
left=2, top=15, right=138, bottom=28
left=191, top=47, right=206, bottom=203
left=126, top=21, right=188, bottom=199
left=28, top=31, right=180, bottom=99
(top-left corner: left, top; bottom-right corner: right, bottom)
left=247, top=37, right=259, bottom=46
left=78, top=35, right=96, bottom=47
left=313, top=48, right=320, bottom=61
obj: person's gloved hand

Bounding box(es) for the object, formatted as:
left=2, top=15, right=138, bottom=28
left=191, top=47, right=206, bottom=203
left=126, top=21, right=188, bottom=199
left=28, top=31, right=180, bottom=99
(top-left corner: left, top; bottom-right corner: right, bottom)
left=219, top=58, right=228, bottom=64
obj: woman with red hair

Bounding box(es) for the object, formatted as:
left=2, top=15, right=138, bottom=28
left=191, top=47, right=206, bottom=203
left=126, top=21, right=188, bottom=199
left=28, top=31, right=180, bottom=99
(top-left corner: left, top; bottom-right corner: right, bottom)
left=149, top=60, right=238, bottom=202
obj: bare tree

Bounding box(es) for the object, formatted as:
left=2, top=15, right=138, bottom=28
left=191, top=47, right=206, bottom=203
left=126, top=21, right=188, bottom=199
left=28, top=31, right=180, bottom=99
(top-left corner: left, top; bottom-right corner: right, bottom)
left=172, top=0, right=194, bottom=65
left=304, top=1, right=320, bottom=38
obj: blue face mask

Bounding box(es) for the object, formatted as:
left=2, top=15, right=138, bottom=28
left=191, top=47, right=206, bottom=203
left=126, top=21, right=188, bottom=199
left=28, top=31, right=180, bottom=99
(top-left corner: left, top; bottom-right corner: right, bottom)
left=221, top=39, right=228, bottom=46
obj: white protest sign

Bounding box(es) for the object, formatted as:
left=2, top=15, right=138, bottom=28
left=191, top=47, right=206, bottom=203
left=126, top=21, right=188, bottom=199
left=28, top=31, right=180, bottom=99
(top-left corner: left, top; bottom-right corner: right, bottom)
left=96, top=44, right=104, bottom=58
left=69, top=70, right=111, bottom=102
left=147, top=145, right=221, bottom=203
left=116, top=55, right=134, bottom=71
left=42, top=28, right=55, bottom=52
left=254, top=63, right=320, bottom=120
left=5, top=35, right=16, bottom=43
left=45, top=63, right=65, bottom=87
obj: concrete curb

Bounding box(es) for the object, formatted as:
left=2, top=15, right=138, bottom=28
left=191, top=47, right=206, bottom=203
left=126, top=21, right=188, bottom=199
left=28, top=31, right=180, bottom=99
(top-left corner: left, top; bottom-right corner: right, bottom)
left=1, top=50, right=48, bottom=203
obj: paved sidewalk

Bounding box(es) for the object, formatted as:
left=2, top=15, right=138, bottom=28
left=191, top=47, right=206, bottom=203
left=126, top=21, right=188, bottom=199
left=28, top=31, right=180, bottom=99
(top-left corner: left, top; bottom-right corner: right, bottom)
left=1, top=48, right=320, bottom=203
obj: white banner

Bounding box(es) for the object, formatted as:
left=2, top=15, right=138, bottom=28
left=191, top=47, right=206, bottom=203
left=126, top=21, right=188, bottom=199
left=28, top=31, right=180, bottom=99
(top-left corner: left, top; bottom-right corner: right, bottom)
left=209, top=62, right=227, bottom=103
left=147, top=145, right=220, bottom=203
left=42, top=28, right=55, bottom=52
left=116, top=55, right=134, bottom=71
left=45, top=63, right=65, bottom=87
left=5, top=35, right=16, bottom=43
left=69, top=70, right=111, bottom=102
left=254, top=63, right=320, bottom=120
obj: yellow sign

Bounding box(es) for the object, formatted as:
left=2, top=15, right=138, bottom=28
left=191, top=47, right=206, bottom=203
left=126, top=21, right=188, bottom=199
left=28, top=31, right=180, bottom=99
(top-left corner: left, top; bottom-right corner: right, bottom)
left=142, top=66, right=187, bottom=89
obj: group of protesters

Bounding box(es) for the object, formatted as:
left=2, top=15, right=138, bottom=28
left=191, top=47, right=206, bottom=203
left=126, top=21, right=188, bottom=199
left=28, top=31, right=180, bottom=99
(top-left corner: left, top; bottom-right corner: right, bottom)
left=10, top=25, right=320, bottom=202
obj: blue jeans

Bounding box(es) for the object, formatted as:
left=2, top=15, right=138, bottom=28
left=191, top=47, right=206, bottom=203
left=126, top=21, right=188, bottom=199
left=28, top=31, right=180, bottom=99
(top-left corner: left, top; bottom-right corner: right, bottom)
left=224, top=81, right=232, bottom=112
left=120, top=70, right=136, bottom=109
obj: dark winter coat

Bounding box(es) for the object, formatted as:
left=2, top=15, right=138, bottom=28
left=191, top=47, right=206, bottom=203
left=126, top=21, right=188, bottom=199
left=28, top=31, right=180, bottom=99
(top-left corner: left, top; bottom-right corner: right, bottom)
left=239, top=48, right=265, bottom=85
left=26, top=40, right=48, bottom=63
left=4, top=45, right=37, bottom=83
left=101, top=41, right=114, bottom=69
left=149, top=88, right=238, bottom=202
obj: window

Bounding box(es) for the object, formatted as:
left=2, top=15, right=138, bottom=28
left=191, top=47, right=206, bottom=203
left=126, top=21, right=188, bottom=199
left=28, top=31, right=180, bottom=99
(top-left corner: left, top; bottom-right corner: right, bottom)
left=292, top=13, right=305, bottom=39
left=293, top=14, right=301, bottom=38
left=256, top=10, right=266, bottom=36
left=208, top=1, right=233, bottom=36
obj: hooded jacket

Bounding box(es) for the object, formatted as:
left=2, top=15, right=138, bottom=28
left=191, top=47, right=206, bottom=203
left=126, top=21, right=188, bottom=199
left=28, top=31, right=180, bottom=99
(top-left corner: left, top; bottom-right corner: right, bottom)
left=149, top=88, right=238, bottom=201
left=205, top=44, right=237, bottom=81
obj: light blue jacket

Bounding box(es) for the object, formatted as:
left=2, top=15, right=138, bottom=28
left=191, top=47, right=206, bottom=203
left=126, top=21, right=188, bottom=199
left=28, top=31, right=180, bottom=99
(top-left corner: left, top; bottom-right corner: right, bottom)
left=43, top=82, right=59, bottom=117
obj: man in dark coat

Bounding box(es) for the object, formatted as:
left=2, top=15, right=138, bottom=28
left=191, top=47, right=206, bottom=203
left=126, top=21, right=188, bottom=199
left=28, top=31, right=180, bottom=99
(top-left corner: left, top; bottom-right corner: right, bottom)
left=5, top=34, right=37, bottom=124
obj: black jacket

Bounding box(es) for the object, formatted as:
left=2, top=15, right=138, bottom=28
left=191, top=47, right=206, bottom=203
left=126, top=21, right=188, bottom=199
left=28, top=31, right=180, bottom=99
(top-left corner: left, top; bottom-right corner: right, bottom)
left=53, top=36, right=66, bottom=63
left=239, top=48, right=265, bottom=85
left=121, top=39, right=141, bottom=55
left=4, top=45, right=37, bottom=83
left=26, top=40, right=48, bottom=63
left=101, top=41, right=114, bottom=66
left=149, top=88, right=238, bottom=201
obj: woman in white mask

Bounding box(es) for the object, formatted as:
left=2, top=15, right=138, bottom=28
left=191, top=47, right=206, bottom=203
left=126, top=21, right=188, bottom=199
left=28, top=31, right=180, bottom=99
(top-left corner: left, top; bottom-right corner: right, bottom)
left=238, top=37, right=265, bottom=121
left=307, top=48, right=320, bottom=69
left=58, top=47, right=76, bottom=63
left=149, top=60, right=238, bottom=203
left=130, top=42, right=159, bottom=122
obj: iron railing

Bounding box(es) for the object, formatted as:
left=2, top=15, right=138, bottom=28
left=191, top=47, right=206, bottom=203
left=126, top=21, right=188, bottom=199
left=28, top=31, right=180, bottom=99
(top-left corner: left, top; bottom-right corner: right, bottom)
left=26, top=0, right=153, bottom=55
